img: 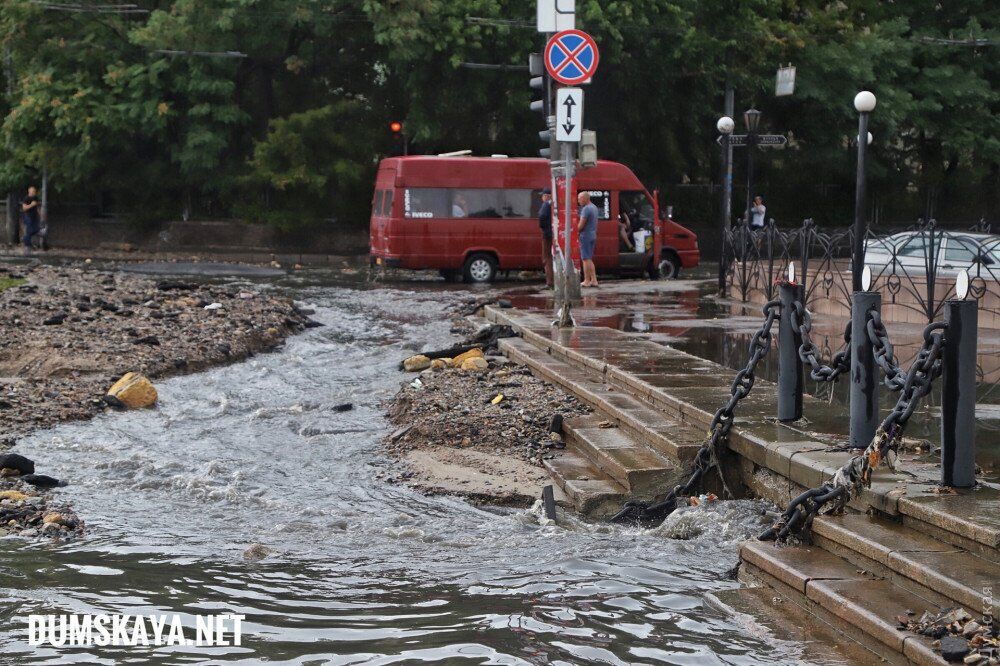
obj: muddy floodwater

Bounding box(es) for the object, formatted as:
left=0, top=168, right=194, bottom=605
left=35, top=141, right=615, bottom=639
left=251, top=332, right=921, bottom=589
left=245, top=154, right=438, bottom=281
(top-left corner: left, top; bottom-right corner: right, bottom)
left=2, top=271, right=821, bottom=664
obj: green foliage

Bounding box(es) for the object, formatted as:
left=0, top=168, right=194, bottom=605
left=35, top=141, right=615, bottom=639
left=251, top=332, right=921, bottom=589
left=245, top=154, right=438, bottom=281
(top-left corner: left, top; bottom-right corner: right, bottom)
left=240, top=101, right=377, bottom=229
left=0, top=277, right=26, bottom=291
left=0, top=0, right=995, bottom=230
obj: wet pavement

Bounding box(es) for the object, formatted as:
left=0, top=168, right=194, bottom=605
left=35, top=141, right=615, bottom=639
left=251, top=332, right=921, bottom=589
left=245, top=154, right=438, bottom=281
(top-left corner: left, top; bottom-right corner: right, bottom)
left=0, top=269, right=831, bottom=664
left=504, top=279, right=1000, bottom=484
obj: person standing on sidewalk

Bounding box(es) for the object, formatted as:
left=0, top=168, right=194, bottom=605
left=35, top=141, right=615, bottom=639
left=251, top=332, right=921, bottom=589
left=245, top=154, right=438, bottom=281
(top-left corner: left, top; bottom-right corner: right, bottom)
left=749, top=195, right=766, bottom=230
left=538, top=188, right=553, bottom=287
left=577, top=191, right=599, bottom=287
left=21, top=186, right=41, bottom=254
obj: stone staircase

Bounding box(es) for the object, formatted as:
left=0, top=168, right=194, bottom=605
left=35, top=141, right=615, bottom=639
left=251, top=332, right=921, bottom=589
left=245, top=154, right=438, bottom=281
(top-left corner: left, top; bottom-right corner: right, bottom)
left=487, top=307, right=1000, bottom=665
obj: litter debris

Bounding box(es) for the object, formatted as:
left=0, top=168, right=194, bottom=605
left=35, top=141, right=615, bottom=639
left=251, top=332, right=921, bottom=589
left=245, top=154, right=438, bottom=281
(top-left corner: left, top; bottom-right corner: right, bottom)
left=204, top=302, right=223, bottom=310
left=897, top=607, right=998, bottom=663
left=491, top=394, right=504, bottom=405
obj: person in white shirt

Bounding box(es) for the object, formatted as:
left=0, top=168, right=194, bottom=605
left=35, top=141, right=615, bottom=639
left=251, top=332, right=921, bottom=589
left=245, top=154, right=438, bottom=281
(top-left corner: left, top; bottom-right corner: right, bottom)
left=750, top=195, right=766, bottom=229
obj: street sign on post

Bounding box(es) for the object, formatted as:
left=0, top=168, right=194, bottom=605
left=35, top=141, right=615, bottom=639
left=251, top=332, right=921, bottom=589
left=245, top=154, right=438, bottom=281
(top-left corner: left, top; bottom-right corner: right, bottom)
left=544, top=29, right=599, bottom=85
left=556, top=88, right=583, bottom=142
left=537, top=0, right=575, bottom=33
left=775, top=66, right=796, bottom=97
left=716, top=134, right=788, bottom=147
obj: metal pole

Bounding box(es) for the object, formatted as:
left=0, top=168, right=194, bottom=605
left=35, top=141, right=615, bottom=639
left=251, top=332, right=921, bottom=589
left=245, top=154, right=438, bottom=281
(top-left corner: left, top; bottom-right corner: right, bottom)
left=941, top=299, right=977, bottom=488
left=558, top=142, right=576, bottom=328
left=851, top=112, right=870, bottom=292
left=850, top=290, right=880, bottom=448
left=745, top=135, right=754, bottom=225
left=777, top=281, right=803, bottom=422
left=718, top=86, right=734, bottom=296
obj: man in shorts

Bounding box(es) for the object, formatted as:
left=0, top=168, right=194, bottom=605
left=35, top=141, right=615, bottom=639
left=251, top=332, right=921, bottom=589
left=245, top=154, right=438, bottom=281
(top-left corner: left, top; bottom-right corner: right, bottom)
left=577, top=191, right=599, bottom=287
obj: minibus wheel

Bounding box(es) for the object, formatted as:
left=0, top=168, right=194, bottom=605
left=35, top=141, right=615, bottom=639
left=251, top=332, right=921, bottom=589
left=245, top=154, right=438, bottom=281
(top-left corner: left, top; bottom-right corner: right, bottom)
left=463, top=253, right=497, bottom=283
left=652, top=252, right=681, bottom=279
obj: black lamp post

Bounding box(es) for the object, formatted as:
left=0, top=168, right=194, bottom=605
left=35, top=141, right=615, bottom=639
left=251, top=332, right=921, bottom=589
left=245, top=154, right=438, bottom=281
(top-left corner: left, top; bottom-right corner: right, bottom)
left=743, top=108, right=761, bottom=225
left=851, top=91, right=876, bottom=292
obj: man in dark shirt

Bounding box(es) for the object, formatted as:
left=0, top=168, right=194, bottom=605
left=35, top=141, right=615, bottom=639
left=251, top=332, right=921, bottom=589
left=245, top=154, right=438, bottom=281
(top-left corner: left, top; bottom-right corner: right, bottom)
left=538, top=188, right=553, bottom=287
left=21, top=186, right=41, bottom=253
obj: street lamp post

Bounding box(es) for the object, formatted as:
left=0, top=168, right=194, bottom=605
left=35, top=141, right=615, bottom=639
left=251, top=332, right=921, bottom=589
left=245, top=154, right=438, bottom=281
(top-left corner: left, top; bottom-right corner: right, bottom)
left=742, top=108, right=761, bottom=224
left=852, top=91, right=876, bottom=292
left=716, top=115, right=735, bottom=295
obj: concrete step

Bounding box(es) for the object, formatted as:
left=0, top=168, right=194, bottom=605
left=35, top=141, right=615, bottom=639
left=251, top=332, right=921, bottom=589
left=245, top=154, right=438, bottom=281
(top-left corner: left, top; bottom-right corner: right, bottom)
left=812, top=512, right=1000, bottom=614
left=499, top=337, right=705, bottom=464
left=542, top=449, right=627, bottom=519
left=705, top=586, right=900, bottom=665
left=740, top=540, right=946, bottom=665
left=563, top=416, right=681, bottom=497
left=498, top=324, right=1000, bottom=562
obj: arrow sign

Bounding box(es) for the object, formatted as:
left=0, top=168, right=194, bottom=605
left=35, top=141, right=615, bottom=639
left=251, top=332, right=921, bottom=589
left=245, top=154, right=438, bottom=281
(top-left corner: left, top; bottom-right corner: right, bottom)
left=556, top=88, right=583, bottom=142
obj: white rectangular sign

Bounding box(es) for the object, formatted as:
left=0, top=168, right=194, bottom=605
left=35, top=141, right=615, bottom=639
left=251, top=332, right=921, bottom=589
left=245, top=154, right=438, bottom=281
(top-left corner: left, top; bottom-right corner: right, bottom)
left=537, top=0, right=575, bottom=32
left=775, top=66, right=796, bottom=96
left=556, top=88, right=583, bottom=142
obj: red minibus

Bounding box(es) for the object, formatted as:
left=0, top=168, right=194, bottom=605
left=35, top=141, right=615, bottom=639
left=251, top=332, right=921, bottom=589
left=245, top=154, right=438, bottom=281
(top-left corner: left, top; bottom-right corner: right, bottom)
left=369, top=156, right=699, bottom=283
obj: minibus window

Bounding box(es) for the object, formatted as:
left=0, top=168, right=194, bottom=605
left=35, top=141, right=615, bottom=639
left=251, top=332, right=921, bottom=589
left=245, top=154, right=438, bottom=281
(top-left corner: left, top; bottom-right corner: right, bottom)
left=621, top=191, right=654, bottom=228
left=382, top=190, right=393, bottom=217
left=405, top=188, right=450, bottom=218
left=502, top=190, right=533, bottom=218
left=583, top=190, right=611, bottom=220
left=453, top=189, right=503, bottom=218
left=372, top=190, right=383, bottom=216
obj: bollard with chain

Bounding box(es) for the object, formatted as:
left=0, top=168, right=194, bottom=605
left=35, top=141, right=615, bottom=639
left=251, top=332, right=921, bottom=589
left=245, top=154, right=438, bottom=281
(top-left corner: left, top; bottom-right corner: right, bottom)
left=941, top=297, right=977, bottom=488
left=610, top=299, right=781, bottom=524
left=777, top=278, right=803, bottom=422
left=850, top=291, right=881, bottom=449
left=761, top=318, right=948, bottom=542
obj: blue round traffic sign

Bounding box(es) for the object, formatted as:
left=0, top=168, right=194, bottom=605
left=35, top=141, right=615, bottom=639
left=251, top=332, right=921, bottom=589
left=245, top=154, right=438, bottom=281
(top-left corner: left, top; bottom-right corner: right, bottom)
left=544, top=29, right=600, bottom=85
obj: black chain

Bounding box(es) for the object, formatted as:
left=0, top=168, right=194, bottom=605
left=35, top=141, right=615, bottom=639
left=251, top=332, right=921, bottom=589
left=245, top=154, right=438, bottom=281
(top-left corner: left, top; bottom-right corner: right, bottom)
left=791, top=301, right=851, bottom=383
left=610, top=299, right=781, bottom=525
left=866, top=311, right=906, bottom=391
left=760, top=320, right=948, bottom=542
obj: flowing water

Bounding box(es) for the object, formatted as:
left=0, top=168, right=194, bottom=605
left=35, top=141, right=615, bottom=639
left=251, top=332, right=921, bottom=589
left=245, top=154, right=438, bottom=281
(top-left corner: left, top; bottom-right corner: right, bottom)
left=0, top=272, right=820, bottom=664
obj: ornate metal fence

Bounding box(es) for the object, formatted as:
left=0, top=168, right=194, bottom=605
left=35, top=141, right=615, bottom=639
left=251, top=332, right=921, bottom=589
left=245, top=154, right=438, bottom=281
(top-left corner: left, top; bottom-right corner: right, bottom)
left=722, top=218, right=1000, bottom=328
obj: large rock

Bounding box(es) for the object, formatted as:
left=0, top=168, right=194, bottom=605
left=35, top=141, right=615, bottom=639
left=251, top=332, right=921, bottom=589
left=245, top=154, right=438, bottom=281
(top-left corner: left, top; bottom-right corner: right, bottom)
left=461, top=357, right=489, bottom=372
left=106, top=372, right=158, bottom=409
left=403, top=355, right=431, bottom=372
left=450, top=348, right=484, bottom=368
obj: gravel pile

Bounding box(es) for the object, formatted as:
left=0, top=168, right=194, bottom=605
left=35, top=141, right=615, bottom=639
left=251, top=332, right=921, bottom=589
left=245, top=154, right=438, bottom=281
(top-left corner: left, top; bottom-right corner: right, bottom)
left=896, top=607, right=999, bottom=663
left=383, top=357, right=590, bottom=467
left=0, top=262, right=311, bottom=438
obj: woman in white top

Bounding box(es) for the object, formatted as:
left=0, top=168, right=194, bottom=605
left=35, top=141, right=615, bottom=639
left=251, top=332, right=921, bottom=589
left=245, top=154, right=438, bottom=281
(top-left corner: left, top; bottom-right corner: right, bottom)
left=750, top=195, right=766, bottom=229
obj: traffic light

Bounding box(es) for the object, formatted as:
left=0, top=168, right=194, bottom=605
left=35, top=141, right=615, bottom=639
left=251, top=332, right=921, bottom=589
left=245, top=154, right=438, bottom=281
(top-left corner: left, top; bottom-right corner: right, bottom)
left=529, top=53, right=554, bottom=159
left=579, top=130, right=597, bottom=168
left=389, top=120, right=406, bottom=156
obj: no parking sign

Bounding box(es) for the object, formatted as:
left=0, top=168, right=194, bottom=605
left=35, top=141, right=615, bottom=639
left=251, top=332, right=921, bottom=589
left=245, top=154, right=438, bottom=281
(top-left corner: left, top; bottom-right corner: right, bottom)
left=544, top=29, right=599, bottom=85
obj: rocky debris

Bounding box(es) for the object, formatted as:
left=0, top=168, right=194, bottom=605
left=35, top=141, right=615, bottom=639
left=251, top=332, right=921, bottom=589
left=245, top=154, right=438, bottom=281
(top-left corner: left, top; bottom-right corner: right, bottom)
left=897, top=607, right=999, bottom=663
left=0, top=263, right=309, bottom=439
left=382, top=356, right=590, bottom=480
left=397, top=325, right=516, bottom=371
left=106, top=372, right=158, bottom=409
left=0, top=452, right=81, bottom=539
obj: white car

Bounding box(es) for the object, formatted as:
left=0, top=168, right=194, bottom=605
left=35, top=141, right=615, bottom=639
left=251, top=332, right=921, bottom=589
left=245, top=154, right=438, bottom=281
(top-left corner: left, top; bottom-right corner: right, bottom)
left=864, top=231, right=999, bottom=278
